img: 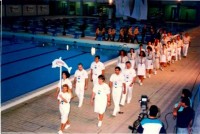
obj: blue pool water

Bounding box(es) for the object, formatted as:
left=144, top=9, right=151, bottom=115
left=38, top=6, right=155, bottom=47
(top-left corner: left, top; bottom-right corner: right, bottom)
left=1, top=32, right=138, bottom=103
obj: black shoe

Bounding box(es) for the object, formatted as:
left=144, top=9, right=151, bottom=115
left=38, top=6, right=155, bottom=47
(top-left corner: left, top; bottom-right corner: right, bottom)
left=118, top=111, right=124, bottom=114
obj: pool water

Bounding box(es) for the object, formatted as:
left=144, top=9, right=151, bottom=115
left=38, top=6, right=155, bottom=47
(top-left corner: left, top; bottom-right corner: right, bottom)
left=1, top=33, right=137, bottom=103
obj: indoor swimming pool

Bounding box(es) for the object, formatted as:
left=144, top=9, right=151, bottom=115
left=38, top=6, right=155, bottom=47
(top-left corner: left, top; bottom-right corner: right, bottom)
left=1, top=32, right=138, bottom=103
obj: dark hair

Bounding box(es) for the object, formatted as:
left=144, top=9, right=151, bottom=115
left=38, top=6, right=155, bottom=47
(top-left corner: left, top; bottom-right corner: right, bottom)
left=130, top=48, right=135, bottom=52
left=98, top=75, right=105, bottom=81
left=62, top=71, right=70, bottom=78
left=115, top=66, right=121, bottom=71
left=182, top=89, right=191, bottom=98
left=149, top=105, right=159, bottom=117
left=95, top=55, right=100, bottom=59
left=78, top=63, right=83, bottom=66
left=119, top=50, right=127, bottom=56
left=126, top=61, right=131, bottom=64
left=147, top=46, right=152, bottom=51
left=139, top=44, right=143, bottom=47
left=181, top=97, right=190, bottom=106
left=139, top=51, right=146, bottom=57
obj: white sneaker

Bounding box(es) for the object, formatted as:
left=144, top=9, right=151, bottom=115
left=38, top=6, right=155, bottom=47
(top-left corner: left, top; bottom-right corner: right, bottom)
left=58, top=130, right=63, bottom=134
left=144, top=75, right=146, bottom=79
left=112, top=113, right=116, bottom=117
left=78, top=104, right=82, bottom=108
left=148, top=75, right=151, bottom=78
left=140, top=83, right=143, bottom=86
left=138, top=79, right=141, bottom=84
left=64, top=124, right=70, bottom=129
left=98, top=121, right=102, bottom=127
left=154, top=71, right=157, bottom=75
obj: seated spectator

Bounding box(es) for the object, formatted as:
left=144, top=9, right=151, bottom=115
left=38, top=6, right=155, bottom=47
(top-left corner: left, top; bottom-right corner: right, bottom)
left=95, top=27, right=100, bottom=40
left=111, top=28, right=116, bottom=41
left=128, top=26, right=134, bottom=43
left=107, top=27, right=112, bottom=41
left=102, top=27, right=106, bottom=40
left=133, top=26, right=139, bottom=43
left=117, top=27, right=124, bottom=42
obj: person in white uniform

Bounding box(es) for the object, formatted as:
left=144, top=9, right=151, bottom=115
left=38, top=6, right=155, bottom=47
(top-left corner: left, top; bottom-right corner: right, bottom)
left=153, top=48, right=160, bottom=75
left=182, top=33, right=191, bottom=58
left=136, top=44, right=145, bottom=59
left=136, top=51, right=146, bottom=86
left=146, top=46, right=154, bottom=78
left=160, top=44, right=167, bottom=71
left=176, top=36, right=183, bottom=60
left=90, top=55, right=105, bottom=85
left=166, top=41, right=172, bottom=65
left=91, top=75, right=111, bottom=127
left=57, top=84, right=72, bottom=134
left=120, top=61, right=136, bottom=105
left=171, top=39, right=177, bottom=63
left=74, top=63, right=88, bottom=107
left=117, top=50, right=128, bottom=70
left=109, top=66, right=126, bottom=116
left=56, top=71, right=72, bottom=99
left=127, top=48, right=137, bottom=69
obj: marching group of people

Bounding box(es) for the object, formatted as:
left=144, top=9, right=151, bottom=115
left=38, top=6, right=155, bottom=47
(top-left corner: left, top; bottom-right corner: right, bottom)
left=56, top=30, right=191, bottom=134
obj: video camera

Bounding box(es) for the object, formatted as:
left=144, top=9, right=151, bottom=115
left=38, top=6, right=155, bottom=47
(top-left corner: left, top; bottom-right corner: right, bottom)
left=129, top=95, right=149, bottom=133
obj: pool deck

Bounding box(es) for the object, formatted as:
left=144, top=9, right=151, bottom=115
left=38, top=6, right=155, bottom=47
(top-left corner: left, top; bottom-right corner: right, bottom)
left=2, top=26, right=200, bottom=133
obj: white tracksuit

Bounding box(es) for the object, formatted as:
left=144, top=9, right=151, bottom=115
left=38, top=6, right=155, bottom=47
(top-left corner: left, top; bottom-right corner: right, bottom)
left=74, top=69, right=88, bottom=107
left=110, top=73, right=125, bottom=116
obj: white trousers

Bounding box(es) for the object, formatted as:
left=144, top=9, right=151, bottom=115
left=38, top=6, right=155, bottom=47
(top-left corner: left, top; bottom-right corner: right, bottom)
left=112, top=87, right=123, bottom=115
left=120, top=82, right=132, bottom=105
left=75, top=83, right=85, bottom=107
left=92, top=74, right=98, bottom=85
left=183, top=43, right=189, bottom=56
left=177, top=48, right=182, bottom=60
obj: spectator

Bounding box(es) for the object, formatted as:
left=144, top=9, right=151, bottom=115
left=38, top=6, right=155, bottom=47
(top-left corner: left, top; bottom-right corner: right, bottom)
left=173, top=97, right=195, bottom=134
left=141, top=25, right=147, bottom=43
left=133, top=26, right=139, bottom=43
left=117, top=27, right=124, bottom=42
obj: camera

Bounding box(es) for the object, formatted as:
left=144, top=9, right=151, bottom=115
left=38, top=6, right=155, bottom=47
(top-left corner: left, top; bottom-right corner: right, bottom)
left=129, top=95, right=149, bottom=133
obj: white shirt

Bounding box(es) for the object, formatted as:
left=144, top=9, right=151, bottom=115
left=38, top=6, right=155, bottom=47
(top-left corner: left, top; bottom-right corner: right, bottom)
left=127, top=53, right=136, bottom=60
left=93, top=83, right=110, bottom=100
left=90, top=61, right=105, bottom=76
left=123, top=68, right=136, bottom=83
left=117, top=56, right=128, bottom=64
left=74, top=69, right=88, bottom=84
left=58, top=78, right=72, bottom=89
left=183, top=36, right=190, bottom=44
left=146, top=52, right=154, bottom=60
left=176, top=40, right=183, bottom=48
left=110, top=73, right=125, bottom=88
left=58, top=91, right=72, bottom=103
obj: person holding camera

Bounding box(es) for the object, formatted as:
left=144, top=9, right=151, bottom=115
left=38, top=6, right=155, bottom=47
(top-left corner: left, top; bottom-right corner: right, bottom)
left=173, top=97, right=194, bottom=134
left=137, top=105, right=166, bottom=134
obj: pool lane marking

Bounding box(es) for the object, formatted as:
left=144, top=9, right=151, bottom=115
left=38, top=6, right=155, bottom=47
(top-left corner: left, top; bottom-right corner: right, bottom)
left=2, top=46, right=38, bottom=55
left=1, top=52, right=88, bottom=82
left=2, top=49, right=60, bottom=66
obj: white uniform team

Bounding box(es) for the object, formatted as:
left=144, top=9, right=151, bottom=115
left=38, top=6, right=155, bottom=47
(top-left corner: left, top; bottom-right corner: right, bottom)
left=56, top=31, right=191, bottom=131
